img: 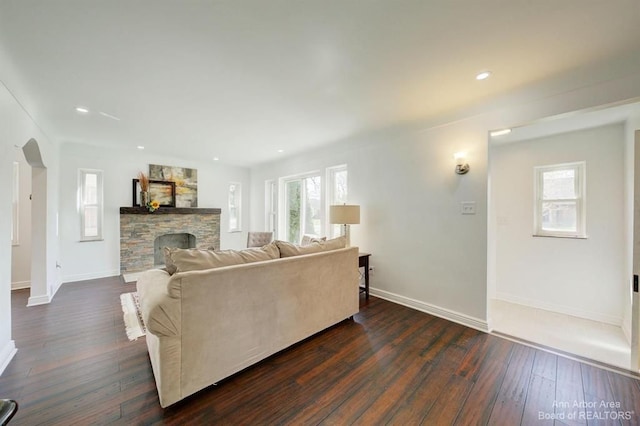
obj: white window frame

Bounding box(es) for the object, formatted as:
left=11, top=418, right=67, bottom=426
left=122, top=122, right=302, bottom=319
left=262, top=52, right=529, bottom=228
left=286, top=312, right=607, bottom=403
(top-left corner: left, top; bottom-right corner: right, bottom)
left=276, top=165, right=349, bottom=242
left=278, top=170, right=324, bottom=242
left=228, top=182, right=242, bottom=232
left=11, top=161, right=19, bottom=246
left=533, top=161, right=586, bottom=239
left=78, top=168, right=104, bottom=241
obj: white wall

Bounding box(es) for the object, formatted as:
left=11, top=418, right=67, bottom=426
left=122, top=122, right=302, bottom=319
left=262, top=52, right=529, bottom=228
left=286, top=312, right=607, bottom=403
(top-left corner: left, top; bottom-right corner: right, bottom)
left=250, top=55, right=640, bottom=331
left=11, top=146, right=31, bottom=289
left=58, top=143, right=251, bottom=282
left=0, top=82, right=60, bottom=374
left=491, top=124, right=625, bottom=324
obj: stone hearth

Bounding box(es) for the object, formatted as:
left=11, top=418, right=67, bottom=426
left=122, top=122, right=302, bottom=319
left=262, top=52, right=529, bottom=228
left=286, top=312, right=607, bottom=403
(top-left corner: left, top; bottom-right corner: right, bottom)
left=119, top=207, right=221, bottom=273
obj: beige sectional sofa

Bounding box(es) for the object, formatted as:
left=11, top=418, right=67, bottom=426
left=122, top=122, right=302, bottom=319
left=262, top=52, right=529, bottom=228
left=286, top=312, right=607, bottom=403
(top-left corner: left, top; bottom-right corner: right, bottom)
left=136, top=238, right=359, bottom=407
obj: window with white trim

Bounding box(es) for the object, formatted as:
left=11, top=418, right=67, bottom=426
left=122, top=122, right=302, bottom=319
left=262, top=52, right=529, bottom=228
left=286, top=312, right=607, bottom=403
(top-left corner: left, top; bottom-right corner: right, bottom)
left=276, top=165, right=348, bottom=243
left=280, top=172, right=322, bottom=243
left=228, top=182, right=242, bottom=232
left=11, top=162, right=19, bottom=245
left=79, top=169, right=103, bottom=241
left=534, top=161, right=586, bottom=238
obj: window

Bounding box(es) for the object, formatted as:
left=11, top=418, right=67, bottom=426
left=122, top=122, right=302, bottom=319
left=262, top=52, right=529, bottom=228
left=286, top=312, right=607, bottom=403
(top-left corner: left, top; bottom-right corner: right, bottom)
left=327, top=165, right=348, bottom=238
left=228, top=182, right=242, bottom=232
left=11, top=162, right=19, bottom=245
left=79, top=169, right=103, bottom=241
left=280, top=173, right=322, bottom=243
left=534, top=162, right=586, bottom=238
left=277, top=165, right=348, bottom=243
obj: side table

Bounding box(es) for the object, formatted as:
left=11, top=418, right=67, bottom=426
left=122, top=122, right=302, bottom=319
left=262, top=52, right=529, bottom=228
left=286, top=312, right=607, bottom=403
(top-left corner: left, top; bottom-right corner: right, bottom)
left=358, top=253, right=371, bottom=299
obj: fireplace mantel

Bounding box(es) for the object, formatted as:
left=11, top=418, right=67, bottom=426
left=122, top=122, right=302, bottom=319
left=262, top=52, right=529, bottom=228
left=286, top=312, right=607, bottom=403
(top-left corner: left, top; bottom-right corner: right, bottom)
left=120, top=207, right=221, bottom=215
left=119, top=207, right=221, bottom=273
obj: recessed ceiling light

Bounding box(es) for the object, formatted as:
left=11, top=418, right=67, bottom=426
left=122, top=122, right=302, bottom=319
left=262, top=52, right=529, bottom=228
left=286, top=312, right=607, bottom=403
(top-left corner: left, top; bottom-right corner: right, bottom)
left=490, top=128, right=512, bottom=137
left=476, top=71, right=491, bottom=81
left=277, top=149, right=284, bottom=153
left=137, top=146, right=145, bottom=150
left=75, top=106, right=89, bottom=113
left=213, top=157, right=219, bottom=161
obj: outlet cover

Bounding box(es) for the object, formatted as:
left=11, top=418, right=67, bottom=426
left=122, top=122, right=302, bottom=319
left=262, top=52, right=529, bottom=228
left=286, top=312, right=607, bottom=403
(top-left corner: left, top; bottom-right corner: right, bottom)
left=461, top=201, right=476, bottom=215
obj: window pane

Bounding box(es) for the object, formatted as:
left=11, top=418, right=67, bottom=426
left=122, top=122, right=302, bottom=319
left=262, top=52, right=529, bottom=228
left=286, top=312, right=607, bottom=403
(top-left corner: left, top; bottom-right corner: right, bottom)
left=543, top=169, right=575, bottom=200
left=329, top=168, right=347, bottom=238
left=303, top=176, right=321, bottom=237
left=334, top=170, right=348, bottom=204
left=84, top=206, right=99, bottom=237
left=228, top=183, right=241, bottom=231
left=84, top=173, right=98, bottom=204
left=286, top=180, right=301, bottom=243
left=541, top=201, right=577, bottom=232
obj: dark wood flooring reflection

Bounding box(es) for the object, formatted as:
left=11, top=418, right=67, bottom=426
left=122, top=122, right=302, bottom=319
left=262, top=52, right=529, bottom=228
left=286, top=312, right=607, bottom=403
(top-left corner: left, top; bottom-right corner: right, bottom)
left=2, top=276, right=640, bottom=425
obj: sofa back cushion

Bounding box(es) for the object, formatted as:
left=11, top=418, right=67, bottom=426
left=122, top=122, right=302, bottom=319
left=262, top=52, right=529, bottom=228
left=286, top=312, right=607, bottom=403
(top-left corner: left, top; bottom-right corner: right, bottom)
left=275, top=236, right=347, bottom=258
left=164, top=241, right=280, bottom=274
left=300, top=235, right=327, bottom=246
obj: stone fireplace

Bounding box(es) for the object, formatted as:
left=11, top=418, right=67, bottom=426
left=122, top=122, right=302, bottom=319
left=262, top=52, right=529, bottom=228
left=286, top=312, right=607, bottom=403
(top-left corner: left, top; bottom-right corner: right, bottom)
left=119, top=207, right=221, bottom=273
left=154, top=233, right=196, bottom=266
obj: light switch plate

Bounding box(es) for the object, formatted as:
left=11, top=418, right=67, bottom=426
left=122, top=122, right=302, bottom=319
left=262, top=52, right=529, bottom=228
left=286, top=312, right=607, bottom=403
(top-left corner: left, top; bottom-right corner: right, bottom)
left=461, top=201, right=476, bottom=215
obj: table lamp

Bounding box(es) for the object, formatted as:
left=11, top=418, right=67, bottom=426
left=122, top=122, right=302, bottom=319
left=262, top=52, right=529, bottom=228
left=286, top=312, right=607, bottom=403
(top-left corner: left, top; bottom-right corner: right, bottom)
left=329, top=204, right=360, bottom=247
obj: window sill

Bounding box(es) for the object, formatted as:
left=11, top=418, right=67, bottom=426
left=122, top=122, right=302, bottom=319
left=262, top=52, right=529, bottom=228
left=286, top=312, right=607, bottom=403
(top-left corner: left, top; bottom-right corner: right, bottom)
left=532, top=234, right=587, bottom=240
left=79, top=239, right=104, bottom=242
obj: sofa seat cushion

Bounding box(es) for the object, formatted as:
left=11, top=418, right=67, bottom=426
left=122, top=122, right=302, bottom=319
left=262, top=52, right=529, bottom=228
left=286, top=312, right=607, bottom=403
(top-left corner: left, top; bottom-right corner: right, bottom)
left=165, top=241, right=280, bottom=273
left=275, top=236, right=346, bottom=258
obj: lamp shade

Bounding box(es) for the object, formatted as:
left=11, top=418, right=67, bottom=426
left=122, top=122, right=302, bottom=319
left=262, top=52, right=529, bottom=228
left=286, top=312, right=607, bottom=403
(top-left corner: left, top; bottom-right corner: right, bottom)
left=329, top=205, right=360, bottom=224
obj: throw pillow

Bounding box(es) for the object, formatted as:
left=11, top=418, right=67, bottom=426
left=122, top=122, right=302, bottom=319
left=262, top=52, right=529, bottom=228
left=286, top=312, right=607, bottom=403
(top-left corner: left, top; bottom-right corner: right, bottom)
left=164, top=241, right=279, bottom=274
left=275, top=236, right=346, bottom=258
left=300, top=235, right=327, bottom=246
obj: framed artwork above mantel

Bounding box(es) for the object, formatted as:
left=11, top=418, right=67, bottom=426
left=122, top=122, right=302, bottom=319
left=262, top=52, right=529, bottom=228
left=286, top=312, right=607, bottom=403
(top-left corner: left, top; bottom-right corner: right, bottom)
left=132, top=179, right=176, bottom=207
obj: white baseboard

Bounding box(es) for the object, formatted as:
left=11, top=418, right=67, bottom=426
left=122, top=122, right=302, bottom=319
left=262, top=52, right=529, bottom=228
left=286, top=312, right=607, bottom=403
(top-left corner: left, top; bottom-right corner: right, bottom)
left=0, top=340, right=17, bottom=375
left=495, top=291, right=622, bottom=326
left=62, top=269, right=120, bottom=283
left=622, top=318, right=632, bottom=345
left=27, top=293, right=52, bottom=306
left=51, top=278, right=63, bottom=300
left=370, top=287, right=489, bottom=333
left=11, top=280, right=30, bottom=290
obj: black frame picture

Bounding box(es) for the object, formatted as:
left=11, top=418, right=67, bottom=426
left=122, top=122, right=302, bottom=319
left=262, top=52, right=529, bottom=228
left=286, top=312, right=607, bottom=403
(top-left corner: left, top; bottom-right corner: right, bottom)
left=132, top=179, right=176, bottom=207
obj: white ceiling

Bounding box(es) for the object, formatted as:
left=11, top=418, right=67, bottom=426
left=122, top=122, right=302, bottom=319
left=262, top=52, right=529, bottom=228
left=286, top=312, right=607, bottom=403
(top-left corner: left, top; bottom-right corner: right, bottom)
left=1, top=1, right=640, bottom=166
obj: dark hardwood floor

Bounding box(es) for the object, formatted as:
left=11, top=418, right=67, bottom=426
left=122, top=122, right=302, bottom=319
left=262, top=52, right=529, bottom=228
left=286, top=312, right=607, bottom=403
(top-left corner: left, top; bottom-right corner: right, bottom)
left=1, top=277, right=640, bottom=425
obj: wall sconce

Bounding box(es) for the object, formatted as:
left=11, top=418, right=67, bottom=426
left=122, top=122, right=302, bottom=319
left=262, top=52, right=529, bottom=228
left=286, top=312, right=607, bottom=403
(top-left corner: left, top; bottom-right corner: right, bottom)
left=454, top=152, right=470, bottom=175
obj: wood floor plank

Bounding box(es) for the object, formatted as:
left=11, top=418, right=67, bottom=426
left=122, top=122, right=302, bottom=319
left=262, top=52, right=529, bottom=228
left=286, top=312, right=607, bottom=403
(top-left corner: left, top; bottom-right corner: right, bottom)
left=421, top=374, right=474, bottom=425
left=386, top=344, right=466, bottom=424
left=606, top=369, right=640, bottom=425
left=488, top=344, right=536, bottom=425
left=581, top=363, right=621, bottom=426
left=555, top=356, right=587, bottom=425
left=2, top=277, right=639, bottom=425
left=522, top=373, right=556, bottom=426
left=453, top=336, right=514, bottom=425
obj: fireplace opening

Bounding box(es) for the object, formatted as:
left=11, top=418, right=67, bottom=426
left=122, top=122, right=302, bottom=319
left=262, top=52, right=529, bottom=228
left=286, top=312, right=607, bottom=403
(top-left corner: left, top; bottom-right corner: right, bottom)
left=154, top=233, right=196, bottom=266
